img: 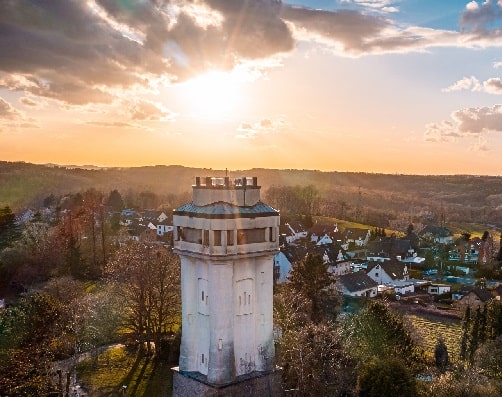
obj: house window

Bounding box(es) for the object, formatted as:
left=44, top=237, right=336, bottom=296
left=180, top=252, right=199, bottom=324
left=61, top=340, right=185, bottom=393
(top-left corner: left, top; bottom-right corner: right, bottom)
left=201, top=354, right=204, bottom=363
left=198, top=278, right=209, bottom=315
left=227, top=230, right=234, bottom=246
left=214, top=230, right=222, bottom=246
left=182, top=228, right=202, bottom=244
left=203, top=230, right=209, bottom=247
left=268, top=227, right=276, bottom=242
left=236, top=278, right=253, bottom=315
left=237, top=228, right=267, bottom=245
left=375, top=272, right=379, bottom=277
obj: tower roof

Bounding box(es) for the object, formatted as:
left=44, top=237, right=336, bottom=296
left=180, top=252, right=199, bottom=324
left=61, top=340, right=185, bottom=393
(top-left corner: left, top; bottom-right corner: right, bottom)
left=174, top=201, right=278, bottom=219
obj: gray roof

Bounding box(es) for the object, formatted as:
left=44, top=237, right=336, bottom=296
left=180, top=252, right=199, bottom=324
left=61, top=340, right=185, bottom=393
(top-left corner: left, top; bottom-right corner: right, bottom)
left=174, top=201, right=279, bottom=219
left=367, top=260, right=407, bottom=280
left=460, top=286, right=493, bottom=302
left=419, top=225, right=452, bottom=237
left=338, top=272, right=378, bottom=293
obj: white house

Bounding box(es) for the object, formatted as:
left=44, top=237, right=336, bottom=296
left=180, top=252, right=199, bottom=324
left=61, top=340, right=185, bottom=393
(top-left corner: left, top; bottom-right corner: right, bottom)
left=285, top=222, right=308, bottom=242
left=328, top=261, right=351, bottom=276
left=157, top=220, right=174, bottom=236
left=273, top=251, right=292, bottom=284
left=428, top=284, right=451, bottom=295
left=366, top=261, right=409, bottom=285
left=141, top=210, right=168, bottom=223
left=316, top=235, right=333, bottom=246
left=337, top=272, right=378, bottom=297
left=386, top=280, right=415, bottom=295
left=419, top=225, right=454, bottom=245
left=345, top=228, right=371, bottom=247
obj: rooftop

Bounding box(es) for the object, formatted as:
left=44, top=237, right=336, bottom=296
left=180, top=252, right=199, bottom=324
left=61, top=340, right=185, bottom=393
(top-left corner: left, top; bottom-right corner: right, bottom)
left=173, top=201, right=278, bottom=219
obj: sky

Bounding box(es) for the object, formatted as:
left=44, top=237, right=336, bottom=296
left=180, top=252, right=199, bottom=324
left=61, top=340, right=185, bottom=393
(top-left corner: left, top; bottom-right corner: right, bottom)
left=1, top=0, right=502, bottom=175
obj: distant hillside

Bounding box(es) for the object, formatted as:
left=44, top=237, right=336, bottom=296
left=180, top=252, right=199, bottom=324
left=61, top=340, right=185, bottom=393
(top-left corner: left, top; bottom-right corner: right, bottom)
left=1, top=162, right=502, bottom=228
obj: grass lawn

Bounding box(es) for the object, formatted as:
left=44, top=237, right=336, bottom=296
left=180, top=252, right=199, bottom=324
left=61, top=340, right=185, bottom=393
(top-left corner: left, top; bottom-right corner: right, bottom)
left=405, top=312, right=463, bottom=362
left=77, top=346, right=173, bottom=397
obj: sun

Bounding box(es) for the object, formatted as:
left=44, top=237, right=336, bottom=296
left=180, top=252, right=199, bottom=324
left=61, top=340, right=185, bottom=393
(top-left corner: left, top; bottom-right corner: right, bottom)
left=179, top=70, right=244, bottom=121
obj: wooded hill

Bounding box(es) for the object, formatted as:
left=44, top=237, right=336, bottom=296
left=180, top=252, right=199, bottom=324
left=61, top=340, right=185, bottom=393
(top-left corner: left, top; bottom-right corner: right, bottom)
left=1, top=161, right=502, bottom=228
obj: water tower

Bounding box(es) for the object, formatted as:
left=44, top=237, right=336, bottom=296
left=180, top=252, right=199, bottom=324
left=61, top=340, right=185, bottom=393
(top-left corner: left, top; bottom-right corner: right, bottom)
left=172, top=176, right=282, bottom=396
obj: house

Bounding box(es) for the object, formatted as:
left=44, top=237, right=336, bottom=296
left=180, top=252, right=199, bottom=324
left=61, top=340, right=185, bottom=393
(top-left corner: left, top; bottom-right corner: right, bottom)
left=279, top=224, right=295, bottom=244
left=337, top=272, right=378, bottom=297
left=328, top=261, right=352, bottom=276
left=309, top=223, right=343, bottom=244
left=427, top=284, right=451, bottom=295
left=157, top=219, right=174, bottom=236
left=379, top=280, right=415, bottom=295
left=366, top=260, right=410, bottom=285
left=141, top=210, right=168, bottom=223
left=128, top=222, right=157, bottom=242
left=400, top=254, right=426, bottom=266
left=367, top=235, right=412, bottom=261
left=470, top=235, right=495, bottom=265
left=418, top=225, right=454, bottom=245
left=273, top=251, right=292, bottom=284
left=121, top=209, right=138, bottom=217
left=285, top=222, right=308, bottom=242
left=316, top=234, right=333, bottom=246
left=448, top=241, right=479, bottom=264
left=452, top=287, right=492, bottom=310
left=273, top=244, right=309, bottom=284
left=345, top=228, right=371, bottom=247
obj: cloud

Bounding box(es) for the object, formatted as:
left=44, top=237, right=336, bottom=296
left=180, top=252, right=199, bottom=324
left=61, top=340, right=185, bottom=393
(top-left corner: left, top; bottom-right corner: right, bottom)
left=19, top=96, right=41, bottom=107
left=237, top=117, right=284, bottom=139
left=443, top=76, right=502, bottom=94
left=425, top=105, right=502, bottom=145
left=469, top=136, right=490, bottom=152
left=127, top=99, right=176, bottom=121
left=460, top=0, right=502, bottom=32
left=0, top=0, right=295, bottom=106
left=340, top=0, right=399, bottom=13
left=1, top=0, right=502, bottom=110
left=483, top=77, right=502, bottom=93
left=0, top=97, right=22, bottom=120
left=442, top=76, right=482, bottom=92
left=280, top=6, right=464, bottom=56
left=85, top=121, right=138, bottom=128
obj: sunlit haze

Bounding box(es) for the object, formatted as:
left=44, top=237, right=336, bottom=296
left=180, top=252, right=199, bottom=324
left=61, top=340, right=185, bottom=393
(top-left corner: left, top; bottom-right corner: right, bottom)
left=1, top=0, right=502, bottom=174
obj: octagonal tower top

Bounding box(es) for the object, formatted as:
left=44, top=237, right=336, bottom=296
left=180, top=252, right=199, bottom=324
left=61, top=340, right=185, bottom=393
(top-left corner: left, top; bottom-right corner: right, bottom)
left=192, top=176, right=261, bottom=207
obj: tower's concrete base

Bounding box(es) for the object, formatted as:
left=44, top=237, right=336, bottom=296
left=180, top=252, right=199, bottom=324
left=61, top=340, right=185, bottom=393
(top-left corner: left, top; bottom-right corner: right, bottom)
left=172, top=367, right=283, bottom=397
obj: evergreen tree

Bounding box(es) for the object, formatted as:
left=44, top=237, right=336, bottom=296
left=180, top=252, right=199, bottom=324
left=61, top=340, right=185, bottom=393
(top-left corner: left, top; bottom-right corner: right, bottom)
left=0, top=206, right=21, bottom=250
left=460, top=306, right=470, bottom=361
left=66, top=234, right=83, bottom=278
left=288, top=254, right=337, bottom=323
left=434, top=337, right=449, bottom=372
left=105, top=189, right=125, bottom=212
left=469, top=307, right=481, bottom=362
left=498, top=232, right=502, bottom=261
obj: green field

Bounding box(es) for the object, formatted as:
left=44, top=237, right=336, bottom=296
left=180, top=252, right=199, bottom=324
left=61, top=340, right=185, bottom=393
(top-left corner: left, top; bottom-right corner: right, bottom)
left=405, top=313, right=463, bottom=362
